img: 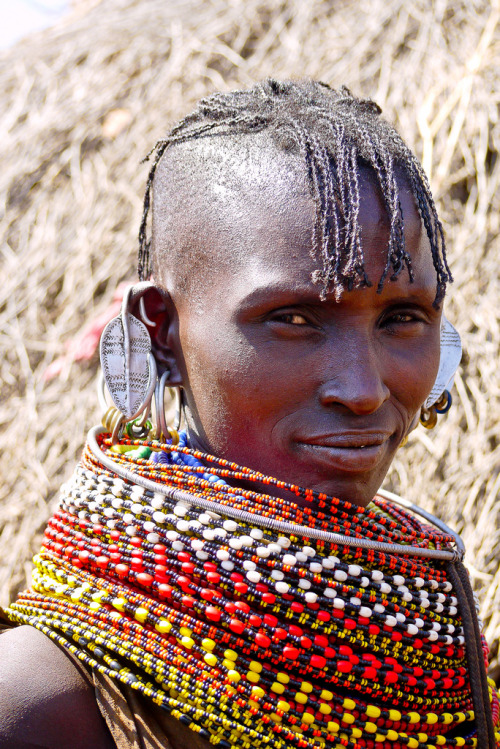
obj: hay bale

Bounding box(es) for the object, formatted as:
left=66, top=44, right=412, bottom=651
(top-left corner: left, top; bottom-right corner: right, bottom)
left=0, top=0, right=498, bottom=678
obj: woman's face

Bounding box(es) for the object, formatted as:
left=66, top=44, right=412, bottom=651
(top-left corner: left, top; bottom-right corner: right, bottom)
left=152, top=147, right=442, bottom=508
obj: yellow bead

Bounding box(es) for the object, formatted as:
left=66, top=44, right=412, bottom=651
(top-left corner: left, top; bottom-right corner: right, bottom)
left=455, top=739, right=465, bottom=747
left=248, top=660, right=262, bottom=673
left=327, top=721, right=340, bottom=733
left=302, top=713, right=314, bottom=725
left=389, top=709, right=402, bottom=722
left=300, top=681, right=313, bottom=693
left=109, top=611, right=122, bottom=620
left=270, top=713, right=282, bottom=723
left=442, top=713, right=453, bottom=724
left=386, top=730, right=398, bottom=741
left=408, top=711, right=420, bottom=724
left=366, top=705, right=381, bottom=719
left=223, top=659, right=235, bottom=670
left=134, top=607, right=148, bottom=622
left=364, top=721, right=377, bottom=733
left=89, top=601, right=101, bottom=611
left=426, top=713, right=438, bottom=724
left=295, top=692, right=308, bottom=705
left=204, top=653, right=217, bottom=666
left=224, top=648, right=238, bottom=661
left=375, top=736, right=386, bottom=743
left=246, top=671, right=260, bottom=683
left=227, top=670, right=240, bottom=682
left=343, top=698, right=356, bottom=711
left=277, top=700, right=290, bottom=712
left=418, top=734, right=429, bottom=743
left=319, top=704, right=332, bottom=715
left=155, top=619, right=171, bottom=634
left=271, top=682, right=285, bottom=694
left=435, top=738, right=446, bottom=746
left=113, top=597, right=127, bottom=611
left=407, top=739, right=419, bottom=748
left=179, top=626, right=192, bottom=637
left=343, top=714, right=355, bottom=725
left=201, top=638, right=215, bottom=651
left=351, top=727, right=362, bottom=739
left=251, top=686, right=265, bottom=699
left=248, top=700, right=259, bottom=710
left=321, top=689, right=334, bottom=701
left=181, top=636, right=194, bottom=649
left=277, top=672, right=290, bottom=684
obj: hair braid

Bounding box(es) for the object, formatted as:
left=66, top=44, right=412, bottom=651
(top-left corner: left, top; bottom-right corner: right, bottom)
left=139, top=79, right=452, bottom=304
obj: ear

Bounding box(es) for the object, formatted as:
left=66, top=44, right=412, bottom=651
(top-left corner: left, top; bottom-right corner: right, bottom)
left=129, top=283, right=183, bottom=386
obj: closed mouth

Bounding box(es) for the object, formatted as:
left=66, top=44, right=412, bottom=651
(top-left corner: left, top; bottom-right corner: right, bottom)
left=295, top=432, right=392, bottom=473
left=299, top=432, right=391, bottom=449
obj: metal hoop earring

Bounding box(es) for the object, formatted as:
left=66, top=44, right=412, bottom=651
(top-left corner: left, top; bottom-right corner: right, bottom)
left=152, top=370, right=180, bottom=444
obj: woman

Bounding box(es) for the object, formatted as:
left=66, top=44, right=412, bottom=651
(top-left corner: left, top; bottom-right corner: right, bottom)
left=1, top=80, right=498, bottom=748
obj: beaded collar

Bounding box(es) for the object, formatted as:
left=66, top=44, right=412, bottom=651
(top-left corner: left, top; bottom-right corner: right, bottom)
left=7, top=430, right=500, bottom=748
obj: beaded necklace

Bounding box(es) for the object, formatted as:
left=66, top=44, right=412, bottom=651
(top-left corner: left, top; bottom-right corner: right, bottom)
left=7, top=430, right=500, bottom=748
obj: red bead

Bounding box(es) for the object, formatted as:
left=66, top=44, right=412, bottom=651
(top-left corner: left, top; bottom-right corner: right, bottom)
left=311, top=655, right=327, bottom=669
left=201, top=589, right=214, bottom=601
left=264, top=614, right=278, bottom=627
left=289, top=625, right=303, bottom=637
left=234, top=583, right=248, bottom=594
left=181, top=595, right=195, bottom=608
left=78, top=550, right=90, bottom=564
left=206, top=606, right=221, bottom=622
left=262, top=593, right=276, bottom=604
left=249, top=615, right=262, bottom=628
left=137, top=572, right=154, bottom=587
left=153, top=544, right=167, bottom=553
left=317, top=611, right=330, bottom=622
left=130, top=536, right=142, bottom=547
left=158, top=584, right=173, bottom=599
left=291, top=602, right=304, bottom=613
left=255, top=633, right=271, bottom=648
left=115, top=564, right=129, bottom=577
left=283, top=646, right=299, bottom=660
left=229, top=618, right=246, bottom=635
left=337, top=660, right=352, bottom=673
left=274, top=628, right=288, bottom=641
left=96, top=555, right=110, bottom=569
left=385, top=671, right=398, bottom=683
left=300, top=636, right=313, bottom=648
left=207, top=572, right=220, bottom=584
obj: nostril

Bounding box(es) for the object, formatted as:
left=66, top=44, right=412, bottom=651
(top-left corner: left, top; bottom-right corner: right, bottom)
left=318, top=374, right=390, bottom=415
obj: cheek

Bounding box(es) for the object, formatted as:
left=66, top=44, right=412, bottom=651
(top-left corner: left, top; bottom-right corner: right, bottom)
left=387, top=334, right=441, bottom=418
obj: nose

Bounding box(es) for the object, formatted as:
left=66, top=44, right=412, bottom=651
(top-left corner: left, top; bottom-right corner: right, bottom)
left=318, top=338, right=390, bottom=415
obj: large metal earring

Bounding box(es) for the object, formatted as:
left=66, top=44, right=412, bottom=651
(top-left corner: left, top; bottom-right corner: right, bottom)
left=99, top=283, right=157, bottom=442
left=152, top=370, right=181, bottom=445
left=419, top=389, right=452, bottom=430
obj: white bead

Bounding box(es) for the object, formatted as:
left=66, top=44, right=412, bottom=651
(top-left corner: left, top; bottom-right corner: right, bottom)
left=277, top=537, right=291, bottom=548
left=321, top=557, right=336, bottom=569
left=188, top=520, right=201, bottom=531
left=223, top=520, right=237, bottom=532
left=348, top=565, right=362, bottom=577
left=374, top=603, right=385, bottom=614
left=436, top=592, right=446, bottom=603
left=360, top=577, right=370, bottom=588
left=103, top=507, right=115, bottom=518
left=333, top=598, right=345, bottom=609
left=443, top=581, right=452, bottom=592
left=450, top=596, right=458, bottom=606
left=256, top=546, right=270, bottom=559
left=395, top=613, right=406, bottom=623
left=393, top=575, right=405, bottom=586
left=380, top=583, right=391, bottom=594
left=407, top=624, right=419, bottom=635
left=198, top=514, right=212, bottom=525
left=207, top=511, right=221, bottom=520
left=247, top=571, right=261, bottom=583
left=283, top=554, right=296, bottom=566
left=458, top=635, right=465, bottom=645
left=305, top=592, right=317, bottom=603
left=174, top=504, right=188, bottom=517
left=334, top=569, right=347, bottom=582
left=131, top=503, right=144, bottom=515
left=309, top=562, right=322, bottom=573
left=444, top=635, right=453, bottom=645
left=267, top=543, right=282, bottom=555
left=428, top=630, right=438, bottom=641
left=151, top=493, right=164, bottom=508
left=435, top=603, right=444, bottom=613
left=153, top=511, right=167, bottom=524
left=216, top=550, right=230, bottom=561
left=89, top=513, right=100, bottom=523
left=143, top=521, right=155, bottom=532
left=414, top=577, right=425, bottom=588
left=176, top=520, right=189, bottom=532
left=250, top=528, right=263, bottom=540
left=432, top=622, right=441, bottom=631
left=221, top=561, right=234, bottom=571
left=402, top=591, right=413, bottom=602
left=126, top=525, right=137, bottom=536
left=449, top=605, right=457, bottom=615
left=172, top=540, right=184, bottom=551
left=240, top=536, right=254, bottom=547
left=298, top=579, right=311, bottom=590
left=350, top=597, right=361, bottom=607
left=385, top=615, right=397, bottom=627
left=203, top=529, right=215, bottom=541
left=196, top=551, right=209, bottom=560
left=229, top=538, right=242, bottom=550
left=359, top=607, right=372, bottom=618
left=295, top=552, right=308, bottom=563
left=302, top=546, right=315, bottom=557
left=191, top=539, right=204, bottom=551
left=213, top=528, right=227, bottom=539
left=243, top=560, right=256, bottom=571
left=147, top=533, right=160, bottom=544
left=420, top=599, right=430, bottom=608
left=275, top=582, right=290, bottom=594
left=415, top=618, right=425, bottom=628
left=429, top=579, right=439, bottom=589
left=271, top=570, right=284, bottom=581
left=324, top=587, right=336, bottom=598
left=123, top=512, right=134, bottom=524
left=420, top=590, right=429, bottom=598
left=166, top=530, right=179, bottom=541
left=106, top=520, right=116, bottom=529
left=371, top=570, right=384, bottom=581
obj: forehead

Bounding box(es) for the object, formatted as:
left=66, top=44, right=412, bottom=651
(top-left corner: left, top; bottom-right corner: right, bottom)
left=152, top=134, right=430, bottom=301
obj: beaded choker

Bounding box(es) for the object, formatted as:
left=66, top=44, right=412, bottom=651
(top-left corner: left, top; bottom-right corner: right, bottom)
left=7, top=430, right=500, bottom=748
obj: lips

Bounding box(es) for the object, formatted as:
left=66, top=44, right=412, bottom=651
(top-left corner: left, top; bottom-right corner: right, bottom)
left=295, top=432, right=392, bottom=473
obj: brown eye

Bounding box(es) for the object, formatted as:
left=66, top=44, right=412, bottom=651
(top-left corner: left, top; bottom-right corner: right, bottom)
left=278, top=313, right=309, bottom=325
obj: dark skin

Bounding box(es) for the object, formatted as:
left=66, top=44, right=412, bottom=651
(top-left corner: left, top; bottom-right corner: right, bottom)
left=0, top=139, right=442, bottom=747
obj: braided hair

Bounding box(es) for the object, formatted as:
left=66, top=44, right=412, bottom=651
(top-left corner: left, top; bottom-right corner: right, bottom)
left=139, top=79, right=451, bottom=304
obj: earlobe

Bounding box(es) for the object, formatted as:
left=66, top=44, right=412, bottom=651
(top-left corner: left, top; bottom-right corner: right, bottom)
left=130, top=283, right=183, bottom=386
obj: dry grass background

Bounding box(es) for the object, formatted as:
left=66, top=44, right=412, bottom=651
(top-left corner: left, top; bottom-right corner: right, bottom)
left=0, top=0, right=499, bottom=678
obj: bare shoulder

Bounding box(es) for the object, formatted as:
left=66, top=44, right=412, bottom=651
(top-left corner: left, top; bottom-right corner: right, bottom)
left=0, top=625, right=115, bottom=749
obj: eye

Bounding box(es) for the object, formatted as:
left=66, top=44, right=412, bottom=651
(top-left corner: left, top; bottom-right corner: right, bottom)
left=275, top=313, right=309, bottom=325
left=382, top=309, right=427, bottom=334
